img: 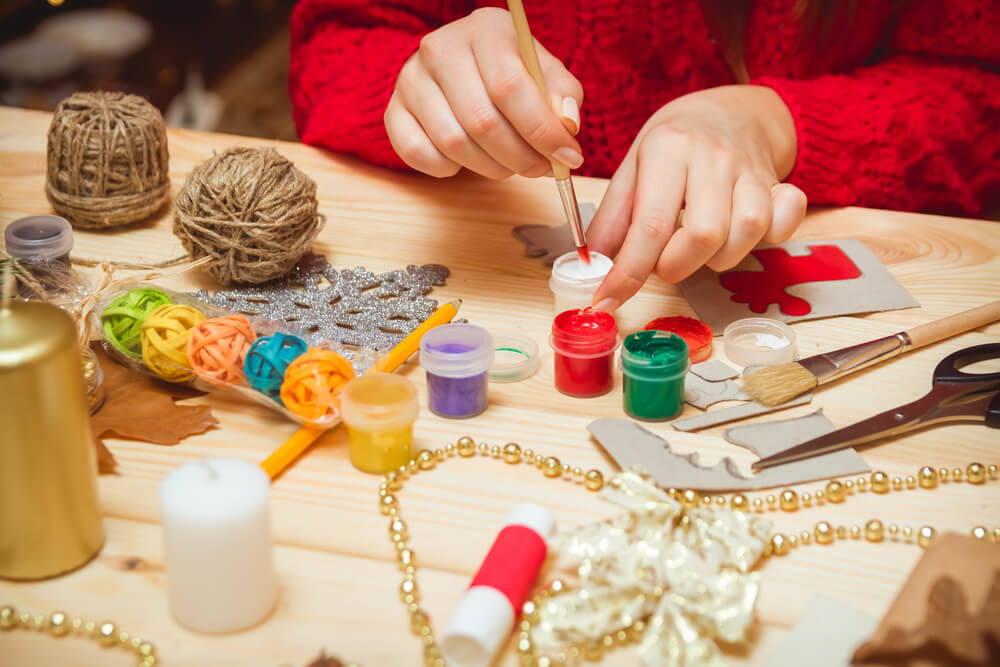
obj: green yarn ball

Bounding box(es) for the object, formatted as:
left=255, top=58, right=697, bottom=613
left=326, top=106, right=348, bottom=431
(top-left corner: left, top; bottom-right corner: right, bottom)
left=102, top=287, right=173, bottom=358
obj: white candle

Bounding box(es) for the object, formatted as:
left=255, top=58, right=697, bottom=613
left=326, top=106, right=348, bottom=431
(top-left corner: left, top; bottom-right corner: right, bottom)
left=161, top=458, right=279, bottom=633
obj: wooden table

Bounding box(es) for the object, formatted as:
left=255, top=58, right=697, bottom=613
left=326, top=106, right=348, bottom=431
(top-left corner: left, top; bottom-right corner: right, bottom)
left=1, top=106, right=998, bottom=667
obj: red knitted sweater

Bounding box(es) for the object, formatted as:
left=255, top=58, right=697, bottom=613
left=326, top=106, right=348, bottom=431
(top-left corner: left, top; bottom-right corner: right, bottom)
left=289, top=0, right=1000, bottom=216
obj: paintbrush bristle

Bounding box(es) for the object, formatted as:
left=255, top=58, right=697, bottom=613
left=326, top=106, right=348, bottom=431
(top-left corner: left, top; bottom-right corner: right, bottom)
left=742, top=361, right=818, bottom=406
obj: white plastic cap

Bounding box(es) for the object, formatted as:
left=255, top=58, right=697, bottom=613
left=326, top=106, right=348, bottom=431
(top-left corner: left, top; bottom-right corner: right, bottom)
left=441, top=586, right=515, bottom=667
left=504, top=502, right=554, bottom=538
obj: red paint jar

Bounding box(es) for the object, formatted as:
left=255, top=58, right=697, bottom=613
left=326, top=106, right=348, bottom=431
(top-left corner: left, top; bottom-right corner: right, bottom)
left=549, top=308, right=619, bottom=397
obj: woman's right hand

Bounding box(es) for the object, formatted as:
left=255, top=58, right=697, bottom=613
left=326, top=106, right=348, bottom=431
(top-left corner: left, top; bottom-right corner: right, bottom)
left=385, top=7, right=584, bottom=179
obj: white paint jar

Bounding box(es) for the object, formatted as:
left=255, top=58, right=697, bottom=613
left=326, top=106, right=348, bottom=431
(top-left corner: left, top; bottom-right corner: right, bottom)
left=548, top=251, right=613, bottom=315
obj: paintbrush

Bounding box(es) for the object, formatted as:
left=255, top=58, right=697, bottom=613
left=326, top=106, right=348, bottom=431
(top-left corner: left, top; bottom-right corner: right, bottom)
left=742, top=300, right=1000, bottom=406
left=506, top=0, right=590, bottom=265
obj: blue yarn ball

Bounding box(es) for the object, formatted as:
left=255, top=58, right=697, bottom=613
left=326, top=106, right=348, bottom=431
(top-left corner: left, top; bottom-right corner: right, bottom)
left=244, top=332, right=308, bottom=401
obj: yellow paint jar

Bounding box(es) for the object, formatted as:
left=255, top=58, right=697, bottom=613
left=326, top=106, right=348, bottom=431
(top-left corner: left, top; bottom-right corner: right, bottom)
left=340, top=373, right=419, bottom=474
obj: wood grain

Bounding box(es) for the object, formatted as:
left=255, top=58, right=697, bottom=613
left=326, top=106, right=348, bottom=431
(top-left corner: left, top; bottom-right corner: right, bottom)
left=1, top=106, right=998, bottom=666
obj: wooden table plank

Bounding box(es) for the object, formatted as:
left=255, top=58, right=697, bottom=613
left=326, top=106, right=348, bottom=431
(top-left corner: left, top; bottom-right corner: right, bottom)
left=1, top=106, right=998, bottom=666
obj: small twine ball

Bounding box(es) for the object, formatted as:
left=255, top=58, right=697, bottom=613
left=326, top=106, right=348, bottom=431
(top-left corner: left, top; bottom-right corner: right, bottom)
left=173, top=147, right=324, bottom=285
left=46, top=91, right=170, bottom=229
left=186, top=315, right=258, bottom=385
left=141, top=304, right=207, bottom=382
left=244, top=332, right=308, bottom=402
left=280, top=348, right=356, bottom=420
left=101, top=287, right=173, bottom=358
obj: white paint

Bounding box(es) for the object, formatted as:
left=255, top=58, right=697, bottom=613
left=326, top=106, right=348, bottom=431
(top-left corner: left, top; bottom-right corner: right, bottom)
left=161, top=459, right=279, bottom=633
left=739, top=333, right=789, bottom=350
left=553, top=252, right=613, bottom=281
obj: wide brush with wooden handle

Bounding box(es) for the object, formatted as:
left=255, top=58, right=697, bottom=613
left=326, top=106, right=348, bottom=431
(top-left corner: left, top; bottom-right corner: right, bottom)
left=742, top=300, right=1000, bottom=406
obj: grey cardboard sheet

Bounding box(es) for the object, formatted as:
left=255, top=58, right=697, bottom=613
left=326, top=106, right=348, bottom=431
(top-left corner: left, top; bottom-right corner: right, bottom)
left=588, top=414, right=869, bottom=491
left=672, top=392, right=814, bottom=431
left=678, top=239, right=919, bottom=332
left=512, top=203, right=596, bottom=265
left=764, top=595, right=877, bottom=667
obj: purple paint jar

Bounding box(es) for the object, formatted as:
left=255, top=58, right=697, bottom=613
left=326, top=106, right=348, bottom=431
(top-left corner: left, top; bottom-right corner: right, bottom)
left=420, top=324, right=494, bottom=419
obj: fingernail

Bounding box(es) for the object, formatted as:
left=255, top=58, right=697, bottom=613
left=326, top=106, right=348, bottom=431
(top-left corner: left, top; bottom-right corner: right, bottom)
left=553, top=147, right=583, bottom=169
left=561, top=97, right=580, bottom=135
left=593, top=297, right=619, bottom=312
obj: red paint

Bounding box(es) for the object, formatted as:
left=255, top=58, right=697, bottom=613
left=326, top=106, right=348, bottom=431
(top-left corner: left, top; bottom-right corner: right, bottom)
left=720, top=245, right=862, bottom=316
left=576, top=244, right=591, bottom=265
left=550, top=307, right=618, bottom=397
left=644, top=316, right=714, bottom=362
left=469, top=525, right=547, bottom=610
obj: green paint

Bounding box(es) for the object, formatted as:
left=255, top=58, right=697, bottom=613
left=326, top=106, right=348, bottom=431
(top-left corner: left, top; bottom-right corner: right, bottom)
left=621, top=331, right=688, bottom=421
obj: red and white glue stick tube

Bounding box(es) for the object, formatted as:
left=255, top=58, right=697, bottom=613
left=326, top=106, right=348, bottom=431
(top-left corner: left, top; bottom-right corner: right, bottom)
left=441, top=503, right=554, bottom=667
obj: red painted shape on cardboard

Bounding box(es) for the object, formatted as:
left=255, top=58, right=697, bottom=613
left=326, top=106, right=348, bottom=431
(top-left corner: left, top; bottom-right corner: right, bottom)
left=719, top=245, right=862, bottom=316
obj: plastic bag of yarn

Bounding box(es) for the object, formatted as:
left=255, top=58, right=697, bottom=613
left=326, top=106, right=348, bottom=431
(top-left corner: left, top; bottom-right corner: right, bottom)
left=96, top=283, right=376, bottom=428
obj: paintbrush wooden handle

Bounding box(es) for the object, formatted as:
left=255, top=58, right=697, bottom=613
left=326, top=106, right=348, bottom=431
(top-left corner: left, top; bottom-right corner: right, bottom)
left=906, top=300, right=1000, bottom=349
left=506, top=0, right=570, bottom=180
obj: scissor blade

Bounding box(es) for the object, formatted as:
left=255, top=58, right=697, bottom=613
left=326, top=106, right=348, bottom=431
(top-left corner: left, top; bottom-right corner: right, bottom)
left=751, top=391, right=946, bottom=470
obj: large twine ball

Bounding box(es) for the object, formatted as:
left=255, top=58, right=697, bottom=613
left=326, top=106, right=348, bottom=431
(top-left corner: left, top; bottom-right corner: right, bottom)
left=46, top=91, right=171, bottom=229
left=173, top=147, right=324, bottom=285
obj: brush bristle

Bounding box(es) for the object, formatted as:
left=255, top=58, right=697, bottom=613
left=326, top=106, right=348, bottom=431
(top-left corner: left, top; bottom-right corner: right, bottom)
left=742, top=362, right=818, bottom=406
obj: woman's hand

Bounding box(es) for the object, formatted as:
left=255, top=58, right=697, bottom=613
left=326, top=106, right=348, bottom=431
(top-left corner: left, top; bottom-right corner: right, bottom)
left=588, top=85, right=808, bottom=311
left=385, top=7, right=583, bottom=180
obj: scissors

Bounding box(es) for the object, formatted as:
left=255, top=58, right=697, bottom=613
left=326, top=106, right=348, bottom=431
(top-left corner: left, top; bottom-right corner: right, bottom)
left=753, top=343, right=1000, bottom=470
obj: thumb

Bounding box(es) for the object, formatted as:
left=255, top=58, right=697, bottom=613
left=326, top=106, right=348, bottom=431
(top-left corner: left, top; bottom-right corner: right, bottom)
left=537, top=41, right=583, bottom=135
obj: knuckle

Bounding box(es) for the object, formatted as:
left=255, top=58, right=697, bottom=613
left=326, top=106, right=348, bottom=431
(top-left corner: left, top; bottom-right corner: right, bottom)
left=686, top=221, right=727, bottom=250
left=437, top=127, right=468, bottom=154
left=706, top=254, right=740, bottom=272
left=636, top=208, right=674, bottom=239
left=644, top=125, right=692, bottom=152
left=522, top=117, right=553, bottom=147
left=464, top=105, right=501, bottom=136
left=520, top=159, right=551, bottom=178
left=486, top=60, right=524, bottom=99
left=736, top=206, right=770, bottom=235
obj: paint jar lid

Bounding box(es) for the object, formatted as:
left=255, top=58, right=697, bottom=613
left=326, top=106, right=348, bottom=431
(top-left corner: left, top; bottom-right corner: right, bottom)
left=644, top=316, right=713, bottom=363
left=4, top=215, right=73, bottom=261
left=420, top=323, right=494, bottom=379
left=488, top=334, right=539, bottom=383
left=723, top=318, right=796, bottom=367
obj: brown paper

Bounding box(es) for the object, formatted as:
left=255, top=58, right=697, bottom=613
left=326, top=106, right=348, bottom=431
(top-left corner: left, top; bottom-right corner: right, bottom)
left=90, top=343, right=217, bottom=473
left=852, top=533, right=1000, bottom=666
left=304, top=651, right=346, bottom=667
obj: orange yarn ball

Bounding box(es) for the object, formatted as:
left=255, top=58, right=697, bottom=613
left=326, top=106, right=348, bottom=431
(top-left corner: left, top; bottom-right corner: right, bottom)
left=186, top=315, right=258, bottom=385
left=280, top=348, right=356, bottom=420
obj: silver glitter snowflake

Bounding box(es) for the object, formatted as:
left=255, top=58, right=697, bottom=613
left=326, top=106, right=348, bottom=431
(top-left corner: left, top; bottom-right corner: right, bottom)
left=191, top=254, right=452, bottom=350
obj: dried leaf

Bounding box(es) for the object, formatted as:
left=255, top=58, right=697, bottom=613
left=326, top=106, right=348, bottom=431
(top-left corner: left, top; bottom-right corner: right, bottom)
left=89, top=342, right=217, bottom=471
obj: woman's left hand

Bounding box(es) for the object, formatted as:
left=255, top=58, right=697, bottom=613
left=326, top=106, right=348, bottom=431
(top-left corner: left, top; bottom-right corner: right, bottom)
left=588, top=85, right=808, bottom=311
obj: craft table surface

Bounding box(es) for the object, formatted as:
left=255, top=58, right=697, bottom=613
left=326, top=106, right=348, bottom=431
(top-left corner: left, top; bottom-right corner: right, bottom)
left=1, top=106, right=998, bottom=667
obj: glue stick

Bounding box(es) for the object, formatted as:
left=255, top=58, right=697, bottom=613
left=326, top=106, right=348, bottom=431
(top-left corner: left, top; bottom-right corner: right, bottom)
left=441, top=503, right=554, bottom=667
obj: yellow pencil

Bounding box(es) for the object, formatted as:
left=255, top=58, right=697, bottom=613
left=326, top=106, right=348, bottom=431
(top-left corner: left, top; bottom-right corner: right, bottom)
left=260, top=298, right=462, bottom=479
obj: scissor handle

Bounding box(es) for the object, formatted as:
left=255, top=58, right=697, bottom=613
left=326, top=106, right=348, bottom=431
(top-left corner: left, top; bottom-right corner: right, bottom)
left=986, top=393, right=1000, bottom=429
left=933, top=343, right=1000, bottom=384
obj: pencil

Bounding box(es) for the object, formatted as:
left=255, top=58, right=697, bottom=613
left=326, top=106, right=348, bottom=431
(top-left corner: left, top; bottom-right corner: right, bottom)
left=259, top=298, right=463, bottom=479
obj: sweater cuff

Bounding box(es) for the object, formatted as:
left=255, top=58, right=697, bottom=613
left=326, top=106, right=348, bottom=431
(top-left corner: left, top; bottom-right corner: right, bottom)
left=753, top=75, right=860, bottom=206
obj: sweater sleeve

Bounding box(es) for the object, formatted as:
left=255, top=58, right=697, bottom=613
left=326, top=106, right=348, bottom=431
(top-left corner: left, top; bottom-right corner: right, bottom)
left=288, top=0, right=472, bottom=169
left=753, top=0, right=1000, bottom=216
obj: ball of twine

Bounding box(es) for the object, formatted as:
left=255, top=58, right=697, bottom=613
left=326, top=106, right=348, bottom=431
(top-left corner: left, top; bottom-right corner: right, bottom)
left=244, top=332, right=309, bottom=402
left=173, top=147, right=324, bottom=285
left=101, top=287, right=173, bottom=359
left=280, top=348, right=356, bottom=420
left=141, top=304, right=206, bottom=382
left=46, top=91, right=171, bottom=229
left=186, top=315, right=258, bottom=385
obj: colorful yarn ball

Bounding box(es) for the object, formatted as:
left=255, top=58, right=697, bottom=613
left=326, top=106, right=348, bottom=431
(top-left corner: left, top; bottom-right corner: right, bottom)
left=280, top=348, right=356, bottom=420
left=244, top=332, right=308, bottom=402
left=141, top=304, right=206, bottom=382
left=186, top=315, right=258, bottom=385
left=101, top=287, right=172, bottom=358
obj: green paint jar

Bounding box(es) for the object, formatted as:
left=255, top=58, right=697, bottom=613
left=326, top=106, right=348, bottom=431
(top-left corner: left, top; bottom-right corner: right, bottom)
left=621, top=331, right=689, bottom=421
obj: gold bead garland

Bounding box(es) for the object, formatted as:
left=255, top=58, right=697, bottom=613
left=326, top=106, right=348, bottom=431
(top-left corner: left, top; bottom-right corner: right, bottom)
left=379, top=440, right=998, bottom=665
left=0, top=604, right=157, bottom=666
